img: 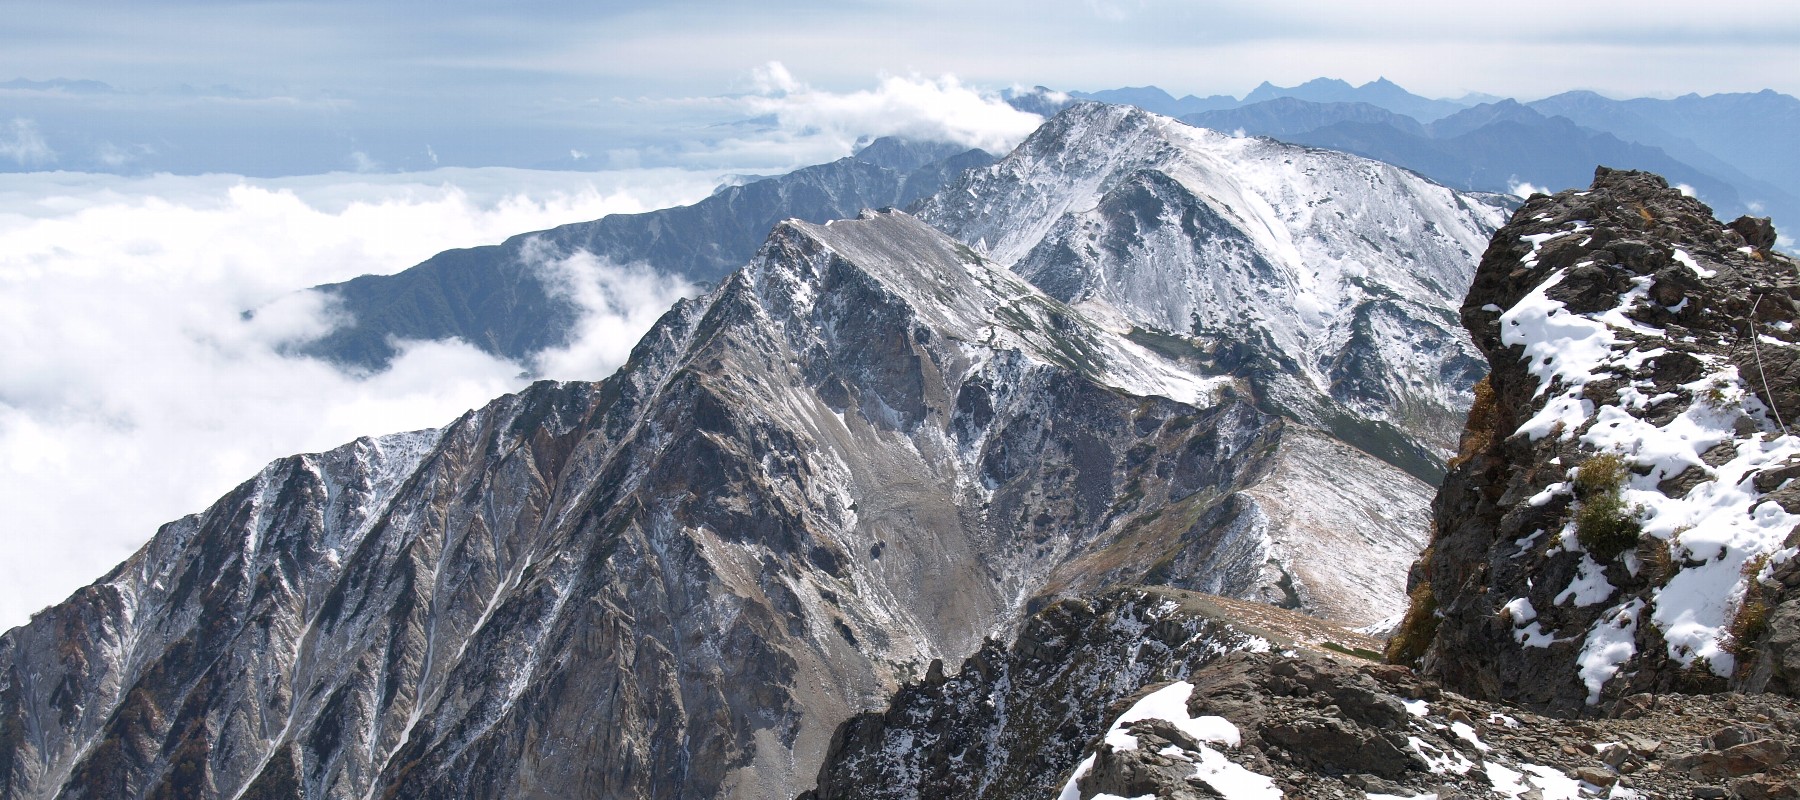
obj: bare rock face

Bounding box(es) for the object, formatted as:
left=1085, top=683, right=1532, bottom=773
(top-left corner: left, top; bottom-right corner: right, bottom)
left=1394, top=166, right=1800, bottom=713
left=0, top=209, right=1403, bottom=800
left=805, top=590, right=1800, bottom=800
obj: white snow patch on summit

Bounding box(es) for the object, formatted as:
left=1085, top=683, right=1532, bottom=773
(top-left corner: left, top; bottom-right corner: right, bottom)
left=1058, top=680, right=1280, bottom=800
left=1499, top=267, right=1614, bottom=439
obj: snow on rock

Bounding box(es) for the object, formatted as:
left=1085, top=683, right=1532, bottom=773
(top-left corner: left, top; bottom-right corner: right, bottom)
left=1101, top=682, right=1242, bottom=750
left=1064, top=680, right=1281, bottom=800
left=920, top=100, right=1514, bottom=464
left=1498, top=261, right=1615, bottom=440
left=1408, top=166, right=1800, bottom=712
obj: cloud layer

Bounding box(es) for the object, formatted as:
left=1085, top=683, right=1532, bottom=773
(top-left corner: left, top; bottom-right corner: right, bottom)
left=0, top=167, right=722, bottom=629
left=742, top=62, right=1046, bottom=156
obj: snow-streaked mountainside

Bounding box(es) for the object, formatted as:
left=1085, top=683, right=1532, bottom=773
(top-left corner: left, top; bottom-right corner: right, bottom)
left=921, top=103, right=1512, bottom=470
left=1, top=202, right=1423, bottom=799
left=1, top=102, right=1528, bottom=800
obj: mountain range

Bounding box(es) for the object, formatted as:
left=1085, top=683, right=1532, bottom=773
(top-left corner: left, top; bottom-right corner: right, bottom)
left=1, top=101, right=1515, bottom=798
left=1065, top=78, right=1800, bottom=241
left=297, top=138, right=995, bottom=370
left=6, top=98, right=1800, bottom=799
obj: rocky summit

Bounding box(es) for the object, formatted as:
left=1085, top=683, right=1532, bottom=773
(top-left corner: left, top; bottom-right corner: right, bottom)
left=805, top=587, right=1800, bottom=799
left=1396, top=167, right=1800, bottom=712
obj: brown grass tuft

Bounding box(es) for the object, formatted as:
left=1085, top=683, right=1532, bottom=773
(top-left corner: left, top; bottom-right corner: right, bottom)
left=1724, top=554, right=1777, bottom=677
left=1448, top=376, right=1499, bottom=470
left=1385, top=578, right=1440, bottom=666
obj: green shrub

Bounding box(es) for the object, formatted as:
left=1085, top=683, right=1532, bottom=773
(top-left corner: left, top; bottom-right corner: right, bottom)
left=1573, top=452, right=1628, bottom=500
left=1574, top=453, right=1642, bottom=558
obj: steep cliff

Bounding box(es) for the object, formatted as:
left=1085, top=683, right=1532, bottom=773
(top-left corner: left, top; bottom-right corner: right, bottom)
left=1396, top=167, right=1800, bottom=713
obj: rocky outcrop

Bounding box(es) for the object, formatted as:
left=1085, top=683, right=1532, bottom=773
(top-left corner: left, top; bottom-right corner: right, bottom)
left=807, top=589, right=1800, bottom=799
left=801, top=587, right=1384, bottom=800
left=1395, top=166, right=1800, bottom=713
left=1065, top=654, right=1800, bottom=799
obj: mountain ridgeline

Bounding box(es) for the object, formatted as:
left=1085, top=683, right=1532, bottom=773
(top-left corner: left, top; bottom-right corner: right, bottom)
left=797, top=173, right=1800, bottom=799
left=1068, top=78, right=1800, bottom=243
left=298, top=138, right=995, bottom=370
left=17, top=104, right=1795, bottom=800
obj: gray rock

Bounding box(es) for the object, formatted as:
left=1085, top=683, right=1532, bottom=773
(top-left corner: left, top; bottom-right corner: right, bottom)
left=1398, top=167, right=1800, bottom=713
left=0, top=209, right=1330, bottom=800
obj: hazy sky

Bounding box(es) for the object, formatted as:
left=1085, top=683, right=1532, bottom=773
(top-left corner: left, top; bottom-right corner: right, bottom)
left=2, top=0, right=1796, bottom=175
left=0, top=0, right=1796, bottom=628
left=8, top=0, right=1795, bottom=98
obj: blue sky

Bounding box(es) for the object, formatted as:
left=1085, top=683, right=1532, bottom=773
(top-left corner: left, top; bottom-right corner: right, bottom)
left=4, top=0, right=1796, bottom=175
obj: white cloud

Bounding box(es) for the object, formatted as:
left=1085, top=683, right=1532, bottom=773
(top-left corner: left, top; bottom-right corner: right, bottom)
left=526, top=246, right=697, bottom=378
left=1085, top=0, right=1148, bottom=22
left=0, top=119, right=54, bottom=166
left=717, top=62, right=1046, bottom=166
left=0, top=166, right=725, bottom=630
left=94, top=141, right=152, bottom=167
left=1509, top=179, right=1545, bottom=198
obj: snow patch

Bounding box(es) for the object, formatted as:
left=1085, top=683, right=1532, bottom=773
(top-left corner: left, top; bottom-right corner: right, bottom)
left=1499, top=268, right=1614, bottom=439
left=1673, top=248, right=1715, bottom=278
left=1059, top=680, right=1281, bottom=800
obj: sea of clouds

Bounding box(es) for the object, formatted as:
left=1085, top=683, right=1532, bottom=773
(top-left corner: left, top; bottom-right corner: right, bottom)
left=0, top=67, right=1046, bottom=631
left=0, top=168, right=725, bottom=629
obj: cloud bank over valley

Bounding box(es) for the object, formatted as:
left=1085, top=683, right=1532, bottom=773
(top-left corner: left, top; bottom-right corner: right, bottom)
left=0, top=167, right=724, bottom=628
